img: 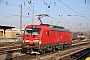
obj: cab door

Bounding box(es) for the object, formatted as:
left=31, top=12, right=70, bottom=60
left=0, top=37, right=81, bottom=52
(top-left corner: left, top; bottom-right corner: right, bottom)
left=42, top=30, right=49, bottom=44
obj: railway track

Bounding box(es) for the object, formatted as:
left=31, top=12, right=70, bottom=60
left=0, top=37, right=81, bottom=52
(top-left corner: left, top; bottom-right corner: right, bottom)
left=34, top=42, right=90, bottom=60
left=55, top=45, right=90, bottom=60
left=0, top=45, right=21, bottom=55
left=12, top=39, right=90, bottom=60
left=59, top=47, right=90, bottom=60
left=71, top=48, right=90, bottom=60
left=0, top=39, right=90, bottom=60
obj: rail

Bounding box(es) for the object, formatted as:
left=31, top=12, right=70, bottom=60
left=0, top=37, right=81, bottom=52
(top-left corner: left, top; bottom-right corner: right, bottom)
left=71, top=47, right=90, bottom=60
left=5, top=48, right=21, bottom=60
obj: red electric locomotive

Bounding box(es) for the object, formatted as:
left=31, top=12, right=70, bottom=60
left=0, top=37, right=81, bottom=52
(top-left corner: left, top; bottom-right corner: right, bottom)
left=21, top=24, right=72, bottom=54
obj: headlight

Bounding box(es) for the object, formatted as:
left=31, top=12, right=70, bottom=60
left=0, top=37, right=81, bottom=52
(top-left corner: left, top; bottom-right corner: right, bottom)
left=38, top=40, right=42, bottom=44
left=33, top=40, right=42, bottom=44
left=24, top=40, right=30, bottom=42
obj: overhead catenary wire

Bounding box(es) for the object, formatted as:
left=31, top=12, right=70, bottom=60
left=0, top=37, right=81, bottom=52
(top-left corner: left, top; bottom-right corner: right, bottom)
left=58, top=0, right=90, bottom=21
left=0, top=10, right=29, bottom=18
left=47, top=0, right=75, bottom=24
left=41, top=0, right=90, bottom=25
left=58, top=0, right=90, bottom=31
left=0, top=0, right=81, bottom=32
left=79, top=0, right=90, bottom=12
left=42, top=0, right=55, bottom=8
left=51, top=0, right=90, bottom=30
left=49, top=0, right=53, bottom=6
left=42, top=0, right=48, bottom=6
left=0, top=0, right=74, bottom=25
left=1, top=0, right=90, bottom=31
left=41, top=0, right=71, bottom=25
left=1, top=0, right=89, bottom=30
left=1, top=0, right=90, bottom=22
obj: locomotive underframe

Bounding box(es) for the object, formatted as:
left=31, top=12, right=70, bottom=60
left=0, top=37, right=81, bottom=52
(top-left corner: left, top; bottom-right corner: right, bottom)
left=21, top=42, right=72, bottom=54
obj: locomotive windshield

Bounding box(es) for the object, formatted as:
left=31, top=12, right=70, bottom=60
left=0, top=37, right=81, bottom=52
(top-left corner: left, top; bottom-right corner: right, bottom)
left=25, top=28, right=41, bottom=35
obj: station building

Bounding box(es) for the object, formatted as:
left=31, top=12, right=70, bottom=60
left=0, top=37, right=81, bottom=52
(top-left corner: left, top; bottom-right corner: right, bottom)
left=0, top=29, right=16, bottom=37
left=0, top=25, right=24, bottom=38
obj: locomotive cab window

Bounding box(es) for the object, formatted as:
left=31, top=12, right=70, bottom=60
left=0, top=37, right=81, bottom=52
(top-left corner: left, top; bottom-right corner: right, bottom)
left=25, top=28, right=41, bottom=35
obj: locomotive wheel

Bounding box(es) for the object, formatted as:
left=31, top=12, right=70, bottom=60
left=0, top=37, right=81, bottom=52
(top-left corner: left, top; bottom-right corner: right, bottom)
left=59, top=46, right=63, bottom=50
left=20, top=49, right=26, bottom=54
left=40, top=49, right=45, bottom=54
left=52, top=46, right=56, bottom=51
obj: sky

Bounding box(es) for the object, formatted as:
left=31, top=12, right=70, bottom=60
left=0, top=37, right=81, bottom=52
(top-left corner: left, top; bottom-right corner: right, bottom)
left=0, top=0, right=90, bottom=32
